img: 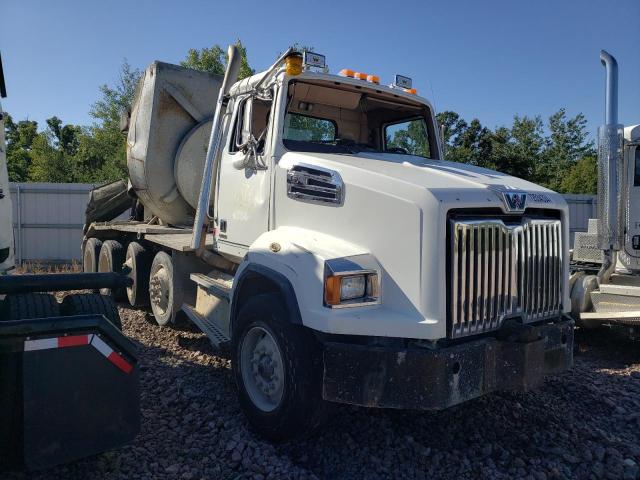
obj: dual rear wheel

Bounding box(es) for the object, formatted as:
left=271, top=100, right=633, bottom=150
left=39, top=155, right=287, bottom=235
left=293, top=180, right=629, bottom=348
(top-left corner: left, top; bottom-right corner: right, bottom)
left=83, top=238, right=173, bottom=326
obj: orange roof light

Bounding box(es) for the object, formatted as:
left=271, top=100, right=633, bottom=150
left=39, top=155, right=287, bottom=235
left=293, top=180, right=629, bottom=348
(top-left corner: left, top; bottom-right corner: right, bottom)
left=405, top=88, right=417, bottom=94
left=339, top=69, right=380, bottom=84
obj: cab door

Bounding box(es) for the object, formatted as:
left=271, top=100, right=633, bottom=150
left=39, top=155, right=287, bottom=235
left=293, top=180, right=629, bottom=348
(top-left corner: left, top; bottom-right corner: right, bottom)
left=215, top=93, right=274, bottom=248
left=623, top=145, right=640, bottom=270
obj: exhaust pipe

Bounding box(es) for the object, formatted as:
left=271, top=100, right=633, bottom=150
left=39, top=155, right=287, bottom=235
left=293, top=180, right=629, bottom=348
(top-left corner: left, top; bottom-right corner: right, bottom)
left=191, top=45, right=242, bottom=252
left=597, top=50, right=624, bottom=284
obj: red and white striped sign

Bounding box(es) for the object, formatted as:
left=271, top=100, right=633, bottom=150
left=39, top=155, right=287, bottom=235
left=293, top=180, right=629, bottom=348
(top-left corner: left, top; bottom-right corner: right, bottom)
left=24, top=334, right=134, bottom=374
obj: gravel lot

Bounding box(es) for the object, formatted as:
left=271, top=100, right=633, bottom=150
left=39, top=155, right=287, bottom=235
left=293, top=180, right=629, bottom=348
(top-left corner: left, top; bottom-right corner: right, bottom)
left=7, top=301, right=640, bottom=480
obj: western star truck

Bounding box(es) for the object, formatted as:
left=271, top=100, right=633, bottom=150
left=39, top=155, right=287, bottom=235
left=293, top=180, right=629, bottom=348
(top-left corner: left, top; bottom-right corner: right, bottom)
left=570, top=50, right=640, bottom=339
left=85, top=46, right=574, bottom=440
left=0, top=52, right=139, bottom=470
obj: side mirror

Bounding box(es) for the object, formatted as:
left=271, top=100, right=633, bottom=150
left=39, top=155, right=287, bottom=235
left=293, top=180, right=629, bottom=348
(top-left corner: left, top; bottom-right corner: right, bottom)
left=119, top=107, right=131, bottom=133
left=238, top=97, right=254, bottom=149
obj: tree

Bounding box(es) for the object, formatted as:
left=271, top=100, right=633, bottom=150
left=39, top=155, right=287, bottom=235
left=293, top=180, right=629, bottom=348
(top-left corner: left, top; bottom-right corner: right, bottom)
left=85, top=60, right=142, bottom=182
left=387, top=120, right=430, bottom=157
left=4, top=115, right=38, bottom=181
left=560, top=155, right=598, bottom=194
left=181, top=39, right=254, bottom=80
left=539, top=109, right=594, bottom=191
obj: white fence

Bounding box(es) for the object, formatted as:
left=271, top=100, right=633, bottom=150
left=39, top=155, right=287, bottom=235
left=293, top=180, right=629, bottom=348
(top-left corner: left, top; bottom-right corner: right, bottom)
left=8, top=183, right=599, bottom=263
left=10, top=183, right=96, bottom=264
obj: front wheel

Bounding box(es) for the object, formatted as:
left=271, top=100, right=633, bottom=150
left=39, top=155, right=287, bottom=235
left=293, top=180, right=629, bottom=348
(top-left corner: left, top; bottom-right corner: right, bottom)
left=232, top=294, right=329, bottom=441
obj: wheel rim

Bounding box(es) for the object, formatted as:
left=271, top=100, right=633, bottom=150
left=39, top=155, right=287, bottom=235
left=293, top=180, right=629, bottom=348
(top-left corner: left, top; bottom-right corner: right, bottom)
left=149, top=266, right=170, bottom=315
left=124, top=253, right=135, bottom=299
left=240, top=326, right=285, bottom=412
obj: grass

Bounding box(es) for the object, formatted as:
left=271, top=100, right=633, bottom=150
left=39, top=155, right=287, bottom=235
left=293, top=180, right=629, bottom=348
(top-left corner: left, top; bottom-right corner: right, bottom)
left=14, top=261, right=81, bottom=274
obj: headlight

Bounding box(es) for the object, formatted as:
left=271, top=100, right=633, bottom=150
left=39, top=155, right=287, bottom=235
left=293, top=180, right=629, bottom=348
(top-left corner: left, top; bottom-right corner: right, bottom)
left=340, top=275, right=366, bottom=300
left=324, top=272, right=380, bottom=307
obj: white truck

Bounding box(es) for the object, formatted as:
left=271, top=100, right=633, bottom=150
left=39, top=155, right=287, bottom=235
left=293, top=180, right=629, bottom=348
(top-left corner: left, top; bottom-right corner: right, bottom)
left=86, top=46, right=574, bottom=440
left=0, top=53, right=139, bottom=470
left=570, top=51, right=640, bottom=339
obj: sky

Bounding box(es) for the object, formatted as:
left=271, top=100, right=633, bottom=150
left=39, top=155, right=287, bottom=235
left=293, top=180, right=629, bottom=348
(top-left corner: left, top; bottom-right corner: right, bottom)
left=1, top=0, right=639, bottom=138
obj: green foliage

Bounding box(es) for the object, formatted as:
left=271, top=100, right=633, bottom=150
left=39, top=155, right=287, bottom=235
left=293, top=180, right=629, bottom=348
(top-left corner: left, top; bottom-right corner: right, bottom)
left=181, top=39, right=254, bottom=80
left=560, top=155, right=598, bottom=194
left=285, top=113, right=335, bottom=141
left=4, top=114, right=38, bottom=181
left=436, top=108, right=595, bottom=192
left=386, top=120, right=430, bottom=157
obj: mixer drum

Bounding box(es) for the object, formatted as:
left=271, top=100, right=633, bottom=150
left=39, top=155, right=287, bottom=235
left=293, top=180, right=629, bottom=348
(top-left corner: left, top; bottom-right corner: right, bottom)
left=127, top=62, right=222, bottom=226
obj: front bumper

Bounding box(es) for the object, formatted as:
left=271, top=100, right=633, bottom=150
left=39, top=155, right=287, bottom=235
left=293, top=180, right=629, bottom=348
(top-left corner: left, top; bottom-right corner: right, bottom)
left=322, top=317, right=573, bottom=410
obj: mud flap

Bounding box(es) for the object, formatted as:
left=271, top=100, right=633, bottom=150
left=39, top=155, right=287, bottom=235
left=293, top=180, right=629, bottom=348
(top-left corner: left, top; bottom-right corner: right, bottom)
left=0, top=314, right=140, bottom=471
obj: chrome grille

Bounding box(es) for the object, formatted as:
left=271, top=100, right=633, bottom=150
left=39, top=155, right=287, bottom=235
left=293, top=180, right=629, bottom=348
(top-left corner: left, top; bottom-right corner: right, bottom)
left=449, top=218, right=563, bottom=339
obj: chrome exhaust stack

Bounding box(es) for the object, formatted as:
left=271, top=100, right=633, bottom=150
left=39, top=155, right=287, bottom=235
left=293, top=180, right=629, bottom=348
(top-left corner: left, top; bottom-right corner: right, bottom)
left=191, top=45, right=242, bottom=252
left=597, top=50, right=624, bottom=284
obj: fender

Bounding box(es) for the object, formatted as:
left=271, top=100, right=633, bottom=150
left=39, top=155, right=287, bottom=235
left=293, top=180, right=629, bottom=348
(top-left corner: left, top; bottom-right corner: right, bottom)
left=230, top=262, right=302, bottom=328
left=229, top=226, right=369, bottom=333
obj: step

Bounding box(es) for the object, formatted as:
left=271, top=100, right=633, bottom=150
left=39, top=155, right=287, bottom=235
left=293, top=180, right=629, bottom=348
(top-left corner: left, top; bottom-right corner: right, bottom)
left=609, top=274, right=640, bottom=287
left=598, top=283, right=640, bottom=297
left=581, top=310, right=640, bottom=323
left=590, top=291, right=640, bottom=313
left=181, top=303, right=230, bottom=347
left=190, top=271, right=233, bottom=300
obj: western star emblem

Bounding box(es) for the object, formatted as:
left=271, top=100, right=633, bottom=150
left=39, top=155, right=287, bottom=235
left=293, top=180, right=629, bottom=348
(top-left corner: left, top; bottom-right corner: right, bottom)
left=501, top=191, right=527, bottom=212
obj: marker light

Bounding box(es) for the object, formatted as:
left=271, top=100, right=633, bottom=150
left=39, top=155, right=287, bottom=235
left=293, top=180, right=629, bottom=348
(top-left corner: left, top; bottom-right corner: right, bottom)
left=303, top=51, right=326, bottom=69
left=285, top=53, right=303, bottom=76
left=339, top=69, right=380, bottom=84
left=405, top=88, right=417, bottom=95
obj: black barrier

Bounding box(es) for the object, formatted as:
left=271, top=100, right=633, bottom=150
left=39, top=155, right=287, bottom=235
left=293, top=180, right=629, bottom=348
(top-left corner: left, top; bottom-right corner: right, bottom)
left=0, top=314, right=139, bottom=470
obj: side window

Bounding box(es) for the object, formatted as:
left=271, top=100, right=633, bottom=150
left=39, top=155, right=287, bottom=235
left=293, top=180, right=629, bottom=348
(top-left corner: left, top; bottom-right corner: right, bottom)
left=635, top=147, right=640, bottom=187
left=230, top=96, right=273, bottom=154
left=384, top=118, right=430, bottom=158
left=283, top=113, right=336, bottom=142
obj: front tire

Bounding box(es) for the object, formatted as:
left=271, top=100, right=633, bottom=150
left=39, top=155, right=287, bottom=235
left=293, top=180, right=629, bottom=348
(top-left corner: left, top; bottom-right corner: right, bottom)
left=232, top=294, right=328, bottom=441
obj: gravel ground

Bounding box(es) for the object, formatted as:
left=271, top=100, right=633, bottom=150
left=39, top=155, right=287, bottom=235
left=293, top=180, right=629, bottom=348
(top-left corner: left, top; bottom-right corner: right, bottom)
left=7, top=303, right=640, bottom=480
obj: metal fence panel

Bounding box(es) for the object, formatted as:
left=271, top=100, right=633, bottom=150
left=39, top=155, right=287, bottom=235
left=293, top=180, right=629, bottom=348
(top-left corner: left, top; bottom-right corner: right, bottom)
left=7, top=183, right=599, bottom=263
left=10, top=183, right=96, bottom=263
left=563, top=194, right=598, bottom=243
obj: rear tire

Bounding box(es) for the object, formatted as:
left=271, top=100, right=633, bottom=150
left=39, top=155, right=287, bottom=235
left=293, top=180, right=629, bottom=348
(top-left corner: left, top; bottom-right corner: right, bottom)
left=3, top=293, right=60, bottom=320
left=83, top=237, right=102, bottom=273
left=125, top=242, right=151, bottom=307
left=60, top=293, right=122, bottom=330
left=98, top=240, right=126, bottom=301
left=232, top=294, right=328, bottom=441
left=149, top=251, right=174, bottom=326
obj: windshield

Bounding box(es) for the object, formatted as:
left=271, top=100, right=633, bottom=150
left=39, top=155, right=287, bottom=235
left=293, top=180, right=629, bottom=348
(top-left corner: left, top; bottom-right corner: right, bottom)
left=282, top=80, right=436, bottom=158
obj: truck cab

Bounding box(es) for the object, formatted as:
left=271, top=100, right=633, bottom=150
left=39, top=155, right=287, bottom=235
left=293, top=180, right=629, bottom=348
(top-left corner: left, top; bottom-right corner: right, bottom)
left=87, top=49, right=574, bottom=440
